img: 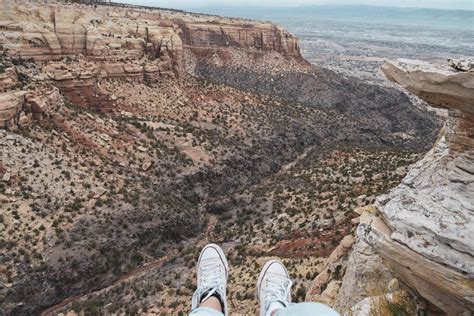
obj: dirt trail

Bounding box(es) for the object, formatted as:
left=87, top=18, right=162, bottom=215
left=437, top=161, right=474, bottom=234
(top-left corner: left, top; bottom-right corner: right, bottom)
left=41, top=215, right=217, bottom=316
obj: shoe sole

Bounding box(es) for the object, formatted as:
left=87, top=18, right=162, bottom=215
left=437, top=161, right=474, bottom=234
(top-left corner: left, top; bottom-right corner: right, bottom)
left=257, top=259, right=290, bottom=316
left=197, top=243, right=229, bottom=278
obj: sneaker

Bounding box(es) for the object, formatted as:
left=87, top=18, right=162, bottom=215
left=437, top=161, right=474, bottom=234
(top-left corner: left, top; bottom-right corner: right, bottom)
left=191, top=243, right=229, bottom=315
left=257, top=260, right=292, bottom=316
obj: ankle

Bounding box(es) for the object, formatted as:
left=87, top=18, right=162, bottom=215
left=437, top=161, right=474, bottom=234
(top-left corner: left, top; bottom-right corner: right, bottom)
left=199, top=295, right=224, bottom=313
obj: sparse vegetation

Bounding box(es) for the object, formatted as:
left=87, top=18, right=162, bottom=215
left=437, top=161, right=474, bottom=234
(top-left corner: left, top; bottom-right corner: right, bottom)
left=369, top=292, right=417, bottom=316
left=0, top=32, right=434, bottom=316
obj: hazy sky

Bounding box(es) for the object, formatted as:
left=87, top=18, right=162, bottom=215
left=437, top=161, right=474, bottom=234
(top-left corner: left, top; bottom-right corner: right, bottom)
left=115, top=0, right=474, bottom=11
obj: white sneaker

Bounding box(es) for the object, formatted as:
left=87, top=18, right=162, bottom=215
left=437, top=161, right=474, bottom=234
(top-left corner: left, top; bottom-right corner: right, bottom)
left=257, top=260, right=292, bottom=316
left=191, top=243, right=229, bottom=315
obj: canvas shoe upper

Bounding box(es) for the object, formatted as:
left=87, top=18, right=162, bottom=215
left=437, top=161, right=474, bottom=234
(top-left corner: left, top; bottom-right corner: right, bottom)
left=191, top=244, right=229, bottom=315
left=257, top=260, right=292, bottom=316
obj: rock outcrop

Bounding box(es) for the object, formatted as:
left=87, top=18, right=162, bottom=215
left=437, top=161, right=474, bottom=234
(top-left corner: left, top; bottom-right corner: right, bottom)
left=448, top=58, right=474, bottom=72
left=0, top=81, right=62, bottom=129
left=306, top=235, right=355, bottom=306
left=335, top=207, right=395, bottom=312
left=0, top=89, right=26, bottom=128
left=305, top=235, right=355, bottom=306
left=382, top=59, right=474, bottom=153
left=339, top=59, right=474, bottom=315
left=0, top=66, right=19, bottom=92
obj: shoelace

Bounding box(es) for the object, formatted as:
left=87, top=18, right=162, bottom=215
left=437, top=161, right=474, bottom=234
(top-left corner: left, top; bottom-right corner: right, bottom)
left=264, top=277, right=292, bottom=314
left=192, top=260, right=226, bottom=312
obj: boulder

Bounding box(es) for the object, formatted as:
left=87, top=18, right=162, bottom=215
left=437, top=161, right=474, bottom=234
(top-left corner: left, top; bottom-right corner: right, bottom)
left=318, top=281, right=342, bottom=307
left=448, top=58, right=474, bottom=72
left=25, top=87, right=62, bottom=116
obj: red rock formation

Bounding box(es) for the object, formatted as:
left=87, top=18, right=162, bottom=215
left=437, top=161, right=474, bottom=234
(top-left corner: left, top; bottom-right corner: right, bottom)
left=0, top=2, right=301, bottom=110
left=0, top=2, right=300, bottom=76
left=179, top=20, right=300, bottom=57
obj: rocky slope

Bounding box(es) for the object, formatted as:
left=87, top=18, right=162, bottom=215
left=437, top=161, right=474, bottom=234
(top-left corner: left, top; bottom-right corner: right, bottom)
left=0, top=2, right=442, bottom=315
left=336, top=59, right=473, bottom=315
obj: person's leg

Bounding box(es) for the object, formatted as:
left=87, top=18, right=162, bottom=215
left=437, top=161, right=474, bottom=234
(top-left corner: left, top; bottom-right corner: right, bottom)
left=189, top=244, right=229, bottom=316
left=189, top=305, right=224, bottom=316
left=257, top=260, right=339, bottom=316
left=274, top=302, right=339, bottom=316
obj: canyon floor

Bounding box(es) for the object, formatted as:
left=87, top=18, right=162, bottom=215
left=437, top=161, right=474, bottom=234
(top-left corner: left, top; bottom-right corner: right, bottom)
left=0, top=70, right=439, bottom=315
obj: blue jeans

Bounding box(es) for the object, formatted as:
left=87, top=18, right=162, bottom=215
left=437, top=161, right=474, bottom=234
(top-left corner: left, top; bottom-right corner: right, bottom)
left=189, top=302, right=339, bottom=315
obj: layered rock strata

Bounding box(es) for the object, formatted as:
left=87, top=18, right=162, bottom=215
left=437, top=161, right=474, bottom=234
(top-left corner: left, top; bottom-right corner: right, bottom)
left=382, top=59, right=474, bottom=153
left=0, top=81, right=62, bottom=129
left=179, top=19, right=300, bottom=56
left=0, top=89, right=26, bottom=128
left=0, top=1, right=302, bottom=114
left=0, top=2, right=300, bottom=73
left=339, top=59, right=474, bottom=315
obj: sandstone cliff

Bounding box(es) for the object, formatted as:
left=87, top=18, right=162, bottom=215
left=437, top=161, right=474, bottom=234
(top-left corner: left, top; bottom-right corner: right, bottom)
left=337, top=59, right=474, bottom=315
left=0, top=1, right=302, bottom=128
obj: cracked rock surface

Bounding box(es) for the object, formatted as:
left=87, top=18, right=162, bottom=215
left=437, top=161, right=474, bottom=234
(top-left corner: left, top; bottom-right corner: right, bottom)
left=338, top=59, right=474, bottom=314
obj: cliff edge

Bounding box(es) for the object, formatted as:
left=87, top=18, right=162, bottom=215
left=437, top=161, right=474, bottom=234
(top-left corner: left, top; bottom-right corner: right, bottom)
left=337, top=59, right=474, bottom=315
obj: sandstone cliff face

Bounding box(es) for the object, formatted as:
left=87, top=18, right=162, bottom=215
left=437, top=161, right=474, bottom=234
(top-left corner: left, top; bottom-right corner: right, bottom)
left=0, top=1, right=301, bottom=122
left=179, top=19, right=300, bottom=57
left=1, top=2, right=184, bottom=72
left=0, top=2, right=300, bottom=72
left=338, top=60, right=474, bottom=315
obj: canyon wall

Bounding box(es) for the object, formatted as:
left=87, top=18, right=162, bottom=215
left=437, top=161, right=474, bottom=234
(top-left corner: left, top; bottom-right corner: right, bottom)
left=1, top=2, right=300, bottom=64
left=0, top=1, right=302, bottom=128
left=337, top=59, right=474, bottom=315
left=179, top=19, right=300, bottom=56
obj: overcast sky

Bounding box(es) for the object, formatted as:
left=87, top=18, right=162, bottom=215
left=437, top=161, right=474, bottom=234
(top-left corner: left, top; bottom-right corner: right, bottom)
left=115, top=0, right=474, bottom=11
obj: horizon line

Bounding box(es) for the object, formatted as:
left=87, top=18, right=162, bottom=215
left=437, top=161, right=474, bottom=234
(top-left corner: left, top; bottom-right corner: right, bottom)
left=188, top=4, right=474, bottom=12
left=112, top=1, right=474, bottom=12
